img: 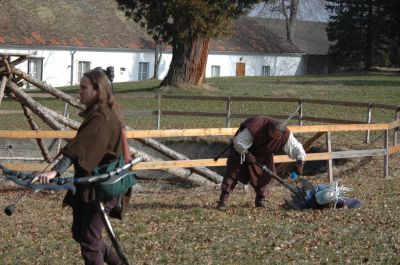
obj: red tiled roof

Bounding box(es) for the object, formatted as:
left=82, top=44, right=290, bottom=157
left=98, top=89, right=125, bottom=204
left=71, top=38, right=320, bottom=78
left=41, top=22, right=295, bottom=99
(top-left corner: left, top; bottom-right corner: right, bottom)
left=0, top=0, right=155, bottom=49
left=0, top=0, right=302, bottom=54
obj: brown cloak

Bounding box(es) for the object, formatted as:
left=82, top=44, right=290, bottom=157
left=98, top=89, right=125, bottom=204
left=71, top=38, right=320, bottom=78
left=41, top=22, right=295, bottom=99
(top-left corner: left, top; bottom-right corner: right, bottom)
left=63, top=105, right=122, bottom=204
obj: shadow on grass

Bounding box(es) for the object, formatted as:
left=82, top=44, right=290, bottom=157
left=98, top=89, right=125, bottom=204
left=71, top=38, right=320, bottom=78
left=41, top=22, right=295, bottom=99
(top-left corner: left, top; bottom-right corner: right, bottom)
left=114, top=86, right=160, bottom=94
left=132, top=202, right=211, bottom=210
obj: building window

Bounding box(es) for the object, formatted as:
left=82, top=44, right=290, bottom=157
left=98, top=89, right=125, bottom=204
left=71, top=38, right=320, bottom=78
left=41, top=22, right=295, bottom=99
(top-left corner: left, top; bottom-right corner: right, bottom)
left=28, top=58, right=43, bottom=81
left=78, top=61, right=91, bottom=81
left=262, top=65, right=271, bottom=76
left=138, top=62, right=149, bottom=81
left=211, top=65, right=220, bottom=77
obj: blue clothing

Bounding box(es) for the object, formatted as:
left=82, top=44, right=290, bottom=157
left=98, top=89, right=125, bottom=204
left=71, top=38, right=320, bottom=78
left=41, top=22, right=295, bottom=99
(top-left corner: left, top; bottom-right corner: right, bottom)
left=286, top=181, right=362, bottom=209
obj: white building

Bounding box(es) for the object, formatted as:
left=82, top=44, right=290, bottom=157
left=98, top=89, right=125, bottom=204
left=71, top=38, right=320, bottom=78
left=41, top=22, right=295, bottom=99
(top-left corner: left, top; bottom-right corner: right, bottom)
left=0, top=1, right=305, bottom=87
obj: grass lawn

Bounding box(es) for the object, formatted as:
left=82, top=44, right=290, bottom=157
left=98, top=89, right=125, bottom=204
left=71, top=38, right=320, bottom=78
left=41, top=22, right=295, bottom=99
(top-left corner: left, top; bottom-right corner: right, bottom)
left=0, top=74, right=400, bottom=264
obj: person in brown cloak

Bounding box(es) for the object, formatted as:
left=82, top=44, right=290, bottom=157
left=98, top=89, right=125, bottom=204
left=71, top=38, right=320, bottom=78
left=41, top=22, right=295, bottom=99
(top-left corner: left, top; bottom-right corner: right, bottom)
left=34, top=69, right=129, bottom=265
left=217, top=116, right=306, bottom=210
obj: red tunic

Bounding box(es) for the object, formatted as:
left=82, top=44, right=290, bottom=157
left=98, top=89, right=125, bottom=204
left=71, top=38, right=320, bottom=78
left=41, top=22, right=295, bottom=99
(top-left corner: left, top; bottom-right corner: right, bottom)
left=227, top=116, right=290, bottom=188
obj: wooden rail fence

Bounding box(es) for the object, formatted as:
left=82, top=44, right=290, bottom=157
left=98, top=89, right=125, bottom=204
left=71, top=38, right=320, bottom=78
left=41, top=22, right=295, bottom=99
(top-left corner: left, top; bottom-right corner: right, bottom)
left=2, top=95, right=399, bottom=144
left=1, top=120, right=399, bottom=181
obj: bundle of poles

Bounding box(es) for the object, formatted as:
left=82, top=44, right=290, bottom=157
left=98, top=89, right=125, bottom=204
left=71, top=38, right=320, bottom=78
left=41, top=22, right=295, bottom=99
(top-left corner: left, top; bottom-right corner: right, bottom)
left=0, top=54, right=223, bottom=187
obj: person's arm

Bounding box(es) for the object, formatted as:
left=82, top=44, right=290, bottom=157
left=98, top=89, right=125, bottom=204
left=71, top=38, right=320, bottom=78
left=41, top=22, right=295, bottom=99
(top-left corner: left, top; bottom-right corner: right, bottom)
left=32, top=155, right=73, bottom=184
left=233, top=128, right=253, bottom=154
left=283, top=132, right=306, bottom=174
left=52, top=155, right=73, bottom=176
left=233, top=128, right=256, bottom=164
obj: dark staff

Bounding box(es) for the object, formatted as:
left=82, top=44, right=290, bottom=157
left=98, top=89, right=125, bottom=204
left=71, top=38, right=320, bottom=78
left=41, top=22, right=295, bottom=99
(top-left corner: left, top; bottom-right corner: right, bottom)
left=254, top=161, right=306, bottom=199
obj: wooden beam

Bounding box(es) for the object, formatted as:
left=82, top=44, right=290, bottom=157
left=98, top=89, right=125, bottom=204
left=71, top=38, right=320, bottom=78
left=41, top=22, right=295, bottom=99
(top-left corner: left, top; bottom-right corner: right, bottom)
left=389, top=144, right=400, bottom=155
left=290, top=120, right=400, bottom=133
left=331, top=149, right=387, bottom=159
left=125, top=128, right=237, bottom=138
left=1, top=153, right=334, bottom=172
left=326, top=132, right=333, bottom=183
left=0, top=76, right=7, bottom=107
left=1, top=121, right=400, bottom=139
left=0, top=130, right=76, bottom=139
left=11, top=67, right=84, bottom=110
left=384, top=130, right=389, bottom=178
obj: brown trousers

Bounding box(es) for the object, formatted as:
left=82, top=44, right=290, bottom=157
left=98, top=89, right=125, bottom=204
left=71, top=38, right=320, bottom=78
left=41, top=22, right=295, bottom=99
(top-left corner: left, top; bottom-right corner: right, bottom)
left=71, top=196, right=125, bottom=265
left=221, top=149, right=272, bottom=200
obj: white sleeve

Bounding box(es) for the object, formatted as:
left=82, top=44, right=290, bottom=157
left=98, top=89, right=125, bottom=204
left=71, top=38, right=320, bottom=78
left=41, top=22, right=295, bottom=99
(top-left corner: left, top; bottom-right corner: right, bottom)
left=283, top=132, right=306, bottom=161
left=233, top=128, right=253, bottom=155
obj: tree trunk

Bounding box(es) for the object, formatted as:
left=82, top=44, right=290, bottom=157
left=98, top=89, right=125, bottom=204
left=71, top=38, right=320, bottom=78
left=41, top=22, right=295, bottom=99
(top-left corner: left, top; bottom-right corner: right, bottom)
left=283, top=0, right=299, bottom=43
left=160, top=36, right=209, bottom=87
left=365, top=0, right=373, bottom=70
left=153, top=43, right=162, bottom=80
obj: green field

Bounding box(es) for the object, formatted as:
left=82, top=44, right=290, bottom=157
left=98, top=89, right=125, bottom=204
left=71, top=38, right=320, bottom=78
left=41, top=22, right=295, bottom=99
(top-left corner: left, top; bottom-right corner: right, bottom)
left=0, top=74, right=400, bottom=264
left=1, top=74, right=399, bottom=130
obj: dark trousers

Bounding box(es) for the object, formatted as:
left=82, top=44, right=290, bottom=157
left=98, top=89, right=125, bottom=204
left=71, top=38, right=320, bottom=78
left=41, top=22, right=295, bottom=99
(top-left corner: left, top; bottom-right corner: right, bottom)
left=220, top=168, right=269, bottom=201
left=71, top=196, right=124, bottom=265
left=221, top=150, right=270, bottom=201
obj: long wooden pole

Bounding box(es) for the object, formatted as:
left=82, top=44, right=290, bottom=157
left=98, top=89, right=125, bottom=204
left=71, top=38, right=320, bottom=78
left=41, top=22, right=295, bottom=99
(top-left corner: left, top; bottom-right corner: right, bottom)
left=1, top=121, right=400, bottom=139
left=326, top=132, right=333, bottom=183
left=132, top=135, right=223, bottom=183
left=384, top=129, right=389, bottom=178
left=11, top=66, right=84, bottom=110
left=0, top=76, right=7, bottom=107
left=6, top=81, right=63, bottom=130
left=21, top=104, right=51, bottom=162
left=365, top=104, right=372, bottom=143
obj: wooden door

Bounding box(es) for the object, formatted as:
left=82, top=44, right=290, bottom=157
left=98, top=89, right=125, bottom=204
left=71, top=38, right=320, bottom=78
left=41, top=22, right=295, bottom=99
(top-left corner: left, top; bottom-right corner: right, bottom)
left=236, top=63, right=245, bottom=76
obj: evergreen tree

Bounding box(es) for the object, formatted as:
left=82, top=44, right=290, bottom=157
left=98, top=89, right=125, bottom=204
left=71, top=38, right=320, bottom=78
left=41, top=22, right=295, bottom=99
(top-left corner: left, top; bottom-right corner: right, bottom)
left=386, top=0, right=400, bottom=66
left=116, top=0, right=261, bottom=87
left=326, top=0, right=398, bottom=70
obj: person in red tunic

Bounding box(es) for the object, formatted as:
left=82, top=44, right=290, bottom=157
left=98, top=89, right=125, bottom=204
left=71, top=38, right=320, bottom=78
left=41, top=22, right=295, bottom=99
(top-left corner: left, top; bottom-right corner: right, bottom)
left=217, top=116, right=306, bottom=210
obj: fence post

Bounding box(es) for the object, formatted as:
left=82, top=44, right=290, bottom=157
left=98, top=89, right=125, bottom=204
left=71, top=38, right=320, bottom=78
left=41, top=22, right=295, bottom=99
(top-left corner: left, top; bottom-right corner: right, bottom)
left=226, top=96, right=231, bottom=128
left=326, top=131, right=333, bottom=183
left=298, top=99, right=303, bottom=126
left=365, top=104, right=372, bottom=143
left=384, top=129, right=389, bottom=178
left=157, top=94, right=161, bottom=130
left=393, top=108, right=399, bottom=146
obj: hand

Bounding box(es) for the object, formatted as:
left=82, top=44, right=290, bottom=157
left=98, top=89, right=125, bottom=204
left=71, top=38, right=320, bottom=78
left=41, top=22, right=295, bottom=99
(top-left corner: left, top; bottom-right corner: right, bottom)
left=290, top=170, right=299, bottom=181
left=295, top=160, right=304, bottom=176
left=245, top=153, right=256, bottom=164
left=31, top=170, right=58, bottom=184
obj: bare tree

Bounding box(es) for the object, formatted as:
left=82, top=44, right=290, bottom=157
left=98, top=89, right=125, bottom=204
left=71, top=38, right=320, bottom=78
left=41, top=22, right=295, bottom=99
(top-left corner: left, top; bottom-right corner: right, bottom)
left=255, top=0, right=328, bottom=42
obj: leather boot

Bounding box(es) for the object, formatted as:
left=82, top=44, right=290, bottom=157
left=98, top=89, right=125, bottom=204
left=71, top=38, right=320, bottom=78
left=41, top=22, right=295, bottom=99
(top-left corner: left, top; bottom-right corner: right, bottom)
left=255, top=196, right=267, bottom=208
left=217, top=191, right=229, bottom=210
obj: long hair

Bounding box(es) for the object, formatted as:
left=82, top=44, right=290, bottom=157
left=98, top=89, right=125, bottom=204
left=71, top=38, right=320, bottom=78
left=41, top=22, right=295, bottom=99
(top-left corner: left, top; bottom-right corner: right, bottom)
left=83, top=69, right=123, bottom=126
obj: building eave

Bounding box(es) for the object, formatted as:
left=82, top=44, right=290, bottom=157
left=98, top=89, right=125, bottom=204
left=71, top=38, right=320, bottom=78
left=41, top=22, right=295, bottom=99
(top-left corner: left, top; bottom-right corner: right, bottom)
left=0, top=44, right=154, bottom=53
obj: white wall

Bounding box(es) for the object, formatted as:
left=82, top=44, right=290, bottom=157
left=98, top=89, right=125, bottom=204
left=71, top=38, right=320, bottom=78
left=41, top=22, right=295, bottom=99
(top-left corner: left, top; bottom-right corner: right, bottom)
left=0, top=48, right=156, bottom=87
left=206, top=53, right=304, bottom=77
left=0, top=47, right=303, bottom=88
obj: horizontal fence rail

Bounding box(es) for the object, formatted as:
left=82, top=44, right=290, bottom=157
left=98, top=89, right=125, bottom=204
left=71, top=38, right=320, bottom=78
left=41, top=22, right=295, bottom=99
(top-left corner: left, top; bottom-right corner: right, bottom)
left=0, top=121, right=398, bottom=139
left=1, top=95, right=398, bottom=131
left=0, top=120, right=399, bottom=180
